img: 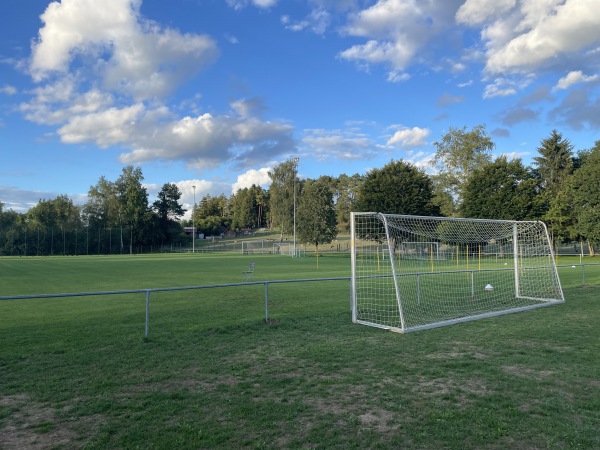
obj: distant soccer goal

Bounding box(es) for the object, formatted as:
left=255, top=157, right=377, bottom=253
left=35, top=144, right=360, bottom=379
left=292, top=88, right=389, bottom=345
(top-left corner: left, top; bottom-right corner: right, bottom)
left=273, top=243, right=306, bottom=257
left=350, top=212, right=565, bottom=333
left=273, top=242, right=293, bottom=255
left=241, top=240, right=269, bottom=255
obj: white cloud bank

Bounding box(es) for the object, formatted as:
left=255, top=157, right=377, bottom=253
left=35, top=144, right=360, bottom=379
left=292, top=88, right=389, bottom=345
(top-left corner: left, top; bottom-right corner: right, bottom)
left=336, top=0, right=600, bottom=98
left=457, top=0, right=600, bottom=75
left=22, top=0, right=296, bottom=174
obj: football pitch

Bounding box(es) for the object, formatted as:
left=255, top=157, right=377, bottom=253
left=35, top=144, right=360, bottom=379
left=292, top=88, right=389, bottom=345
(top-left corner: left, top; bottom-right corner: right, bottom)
left=1, top=254, right=599, bottom=449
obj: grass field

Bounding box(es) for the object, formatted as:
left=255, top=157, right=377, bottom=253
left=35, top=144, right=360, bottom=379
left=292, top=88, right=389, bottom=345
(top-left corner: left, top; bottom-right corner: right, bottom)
left=1, top=254, right=599, bottom=449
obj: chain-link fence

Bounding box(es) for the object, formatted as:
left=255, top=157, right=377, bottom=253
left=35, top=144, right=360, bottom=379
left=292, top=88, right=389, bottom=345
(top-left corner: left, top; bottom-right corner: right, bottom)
left=0, top=226, right=194, bottom=256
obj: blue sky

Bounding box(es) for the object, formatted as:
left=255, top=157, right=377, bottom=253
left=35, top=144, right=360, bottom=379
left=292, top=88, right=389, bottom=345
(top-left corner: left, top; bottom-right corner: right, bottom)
left=1, top=0, right=600, bottom=218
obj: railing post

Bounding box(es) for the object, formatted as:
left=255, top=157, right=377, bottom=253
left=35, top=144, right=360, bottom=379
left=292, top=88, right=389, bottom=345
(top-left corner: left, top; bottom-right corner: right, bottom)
left=145, top=290, right=151, bottom=338
left=264, top=282, right=269, bottom=322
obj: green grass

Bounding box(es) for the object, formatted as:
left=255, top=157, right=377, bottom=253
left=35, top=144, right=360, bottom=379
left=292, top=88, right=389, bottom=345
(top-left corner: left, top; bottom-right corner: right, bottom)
left=0, top=254, right=599, bottom=449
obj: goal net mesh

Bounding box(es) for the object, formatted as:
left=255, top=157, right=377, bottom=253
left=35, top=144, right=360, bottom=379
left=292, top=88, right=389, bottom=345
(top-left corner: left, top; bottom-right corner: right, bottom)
left=351, top=213, right=564, bottom=333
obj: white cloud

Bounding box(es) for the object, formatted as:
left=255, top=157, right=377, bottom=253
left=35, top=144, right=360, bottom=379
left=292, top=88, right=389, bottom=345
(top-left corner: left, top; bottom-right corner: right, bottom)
left=226, top=0, right=278, bottom=10
left=553, top=70, right=600, bottom=91
left=483, top=83, right=516, bottom=99
left=387, top=127, right=430, bottom=148
left=253, top=0, right=278, bottom=7
left=387, top=71, right=410, bottom=83
left=456, top=0, right=516, bottom=26
left=339, top=0, right=462, bottom=78
left=30, top=0, right=218, bottom=100
left=302, top=128, right=378, bottom=160
left=58, top=103, right=144, bottom=147
left=114, top=106, right=295, bottom=170
left=404, top=151, right=436, bottom=171
left=281, top=8, right=331, bottom=35
left=20, top=1, right=297, bottom=173
left=458, top=0, right=600, bottom=75
left=1, top=85, right=17, bottom=95
left=232, top=168, right=272, bottom=193
left=176, top=180, right=222, bottom=220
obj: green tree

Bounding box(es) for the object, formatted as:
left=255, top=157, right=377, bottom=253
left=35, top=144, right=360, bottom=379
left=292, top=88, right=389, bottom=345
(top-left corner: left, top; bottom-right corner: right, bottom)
left=533, top=130, right=574, bottom=197
left=431, top=124, right=495, bottom=214
left=356, top=159, right=438, bottom=216
left=230, top=187, right=257, bottom=230
left=461, top=157, right=540, bottom=220
left=296, top=177, right=337, bottom=254
left=333, top=173, right=363, bottom=233
left=26, top=195, right=82, bottom=255
left=570, top=140, right=600, bottom=254
left=545, top=179, right=578, bottom=244
left=153, top=183, right=186, bottom=244
left=83, top=176, right=119, bottom=229
left=115, top=166, right=149, bottom=254
left=268, top=159, right=299, bottom=239
left=194, top=194, right=231, bottom=236
left=251, top=185, right=269, bottom=229
left=532, top=130, right=575, bottom=241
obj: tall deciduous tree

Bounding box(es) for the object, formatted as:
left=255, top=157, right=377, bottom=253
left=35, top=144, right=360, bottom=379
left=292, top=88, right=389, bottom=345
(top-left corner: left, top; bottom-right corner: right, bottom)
left=333, top=173, right=362, bottom=233
left=26, top=195, right=82, bottom=255
left=431, top=124, right=495, bottom=214
left=194, top=194, right=231, bottom=236
left=357, top=159, right=438, bottom=216
left=268, top=159, right=299, bottom=239
left=296, top=177, right=337, bottom=254
left=115, top=166, right=149, bottom=254
left=461, top=157, right=540, bottom=220
left=83, top=176, right=119, bottom=229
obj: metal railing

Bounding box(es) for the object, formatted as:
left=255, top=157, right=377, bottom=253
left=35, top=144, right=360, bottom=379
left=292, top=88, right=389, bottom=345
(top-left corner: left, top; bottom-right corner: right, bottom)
left=0, top=277, right=352, bottom=339
left=1, top=263, right=597, bottom=339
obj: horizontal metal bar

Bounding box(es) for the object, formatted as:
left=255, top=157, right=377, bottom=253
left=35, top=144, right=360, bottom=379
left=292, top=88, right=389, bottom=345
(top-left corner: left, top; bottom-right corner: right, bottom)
left=0, top=276, right=352, bottom=302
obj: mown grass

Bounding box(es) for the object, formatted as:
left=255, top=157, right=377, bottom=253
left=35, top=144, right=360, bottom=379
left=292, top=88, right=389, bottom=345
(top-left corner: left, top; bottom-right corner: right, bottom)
left=0, top=254, right=599, bottom=449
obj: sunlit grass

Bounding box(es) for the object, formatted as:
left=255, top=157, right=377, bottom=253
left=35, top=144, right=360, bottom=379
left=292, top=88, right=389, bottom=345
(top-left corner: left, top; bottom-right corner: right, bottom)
left=0, top=254, right=598, bottom=449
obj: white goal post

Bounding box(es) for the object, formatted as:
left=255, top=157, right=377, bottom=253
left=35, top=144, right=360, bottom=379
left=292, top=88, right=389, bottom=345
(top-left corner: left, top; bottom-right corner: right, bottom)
left=350, top=212, right=565, bottom=333
left=241, top=240, right=269, bottom=255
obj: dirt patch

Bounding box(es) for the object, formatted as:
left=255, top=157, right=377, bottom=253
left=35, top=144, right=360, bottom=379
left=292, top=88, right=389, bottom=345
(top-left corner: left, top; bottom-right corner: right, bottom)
left=358, top=409, right=399, bottom=433
left=0, top=394, right=97, bottom=450
left=501, top=365, right=556, bottom=380
left=409, top=376, right=493, bottom=409
left=425, top=342, right=494, bottom=361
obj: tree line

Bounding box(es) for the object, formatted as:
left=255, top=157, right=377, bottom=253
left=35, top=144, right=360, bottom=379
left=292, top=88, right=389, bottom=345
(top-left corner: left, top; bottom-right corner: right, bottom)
left=1, top=126, right=599, bottom=256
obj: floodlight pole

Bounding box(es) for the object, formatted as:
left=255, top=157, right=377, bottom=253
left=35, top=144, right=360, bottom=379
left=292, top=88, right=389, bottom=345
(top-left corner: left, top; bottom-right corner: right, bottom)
left=192, top=185, right=196, bottom=254
left=293, top=157, right=299, bottom=258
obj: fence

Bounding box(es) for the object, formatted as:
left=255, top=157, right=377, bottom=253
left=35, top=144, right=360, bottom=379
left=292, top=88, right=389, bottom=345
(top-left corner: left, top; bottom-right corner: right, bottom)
left=0, top=277, right=353, bottom=339
left=0, top=225, right=354, bottom=257
left=0, top=225, right=193, bottom=256
left=1, top=264, right=597, bottom=339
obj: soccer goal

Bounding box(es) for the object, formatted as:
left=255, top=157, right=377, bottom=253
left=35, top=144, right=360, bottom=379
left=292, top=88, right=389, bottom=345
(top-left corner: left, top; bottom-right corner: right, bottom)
left=241, top=240, right=269, bottom=255
left=350, top=212, right=565, bottom=333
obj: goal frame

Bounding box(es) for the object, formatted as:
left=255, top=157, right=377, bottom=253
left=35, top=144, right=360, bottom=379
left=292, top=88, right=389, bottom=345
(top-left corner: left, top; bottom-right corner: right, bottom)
left=350, top=212, right=565, bottom=333
left=241, top=240, right=269, bottom=255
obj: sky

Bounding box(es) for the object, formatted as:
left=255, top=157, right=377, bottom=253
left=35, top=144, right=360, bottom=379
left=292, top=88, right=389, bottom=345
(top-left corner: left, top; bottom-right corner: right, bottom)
left=1, top=0, right=600, bottom=218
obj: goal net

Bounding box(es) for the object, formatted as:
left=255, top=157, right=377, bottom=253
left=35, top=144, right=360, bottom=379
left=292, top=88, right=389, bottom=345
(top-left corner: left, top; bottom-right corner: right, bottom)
left=241, top=240, right=269, bottom=255
left=351, top=212, right=564, bottom=333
